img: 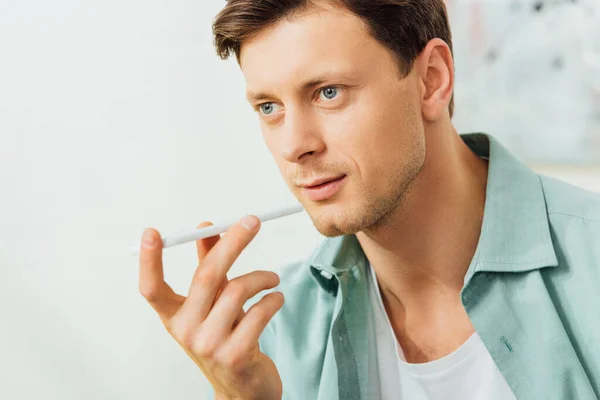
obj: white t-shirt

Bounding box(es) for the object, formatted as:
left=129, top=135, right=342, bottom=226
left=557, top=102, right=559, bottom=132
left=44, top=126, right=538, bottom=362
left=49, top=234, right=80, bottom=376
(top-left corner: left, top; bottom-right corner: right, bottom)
left=367, top=262, right=517, bottom=400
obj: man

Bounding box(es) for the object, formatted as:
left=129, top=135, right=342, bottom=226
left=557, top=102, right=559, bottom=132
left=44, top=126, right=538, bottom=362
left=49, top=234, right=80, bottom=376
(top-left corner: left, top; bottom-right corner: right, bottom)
left=137, top=1, right=600, bottom=399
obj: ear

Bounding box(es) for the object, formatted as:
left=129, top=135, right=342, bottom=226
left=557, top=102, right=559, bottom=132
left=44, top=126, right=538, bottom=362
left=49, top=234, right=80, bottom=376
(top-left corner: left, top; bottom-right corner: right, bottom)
left=415, top=38, right=454, bottom=122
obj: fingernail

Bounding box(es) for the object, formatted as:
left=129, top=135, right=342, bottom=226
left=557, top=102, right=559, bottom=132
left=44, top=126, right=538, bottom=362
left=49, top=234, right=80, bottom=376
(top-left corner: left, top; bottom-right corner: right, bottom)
left=240, top=215, right=259, bottom=231
left=143, top=229, right=155, bottom=247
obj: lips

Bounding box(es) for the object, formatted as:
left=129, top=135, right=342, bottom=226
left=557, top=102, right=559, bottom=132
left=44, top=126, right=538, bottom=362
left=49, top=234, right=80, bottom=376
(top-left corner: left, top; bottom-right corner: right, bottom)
left=308, top=177, right=340, bottom=188
left=301, top=175, right=346, bottom=201
left=299, top=175, right=346, bottom=188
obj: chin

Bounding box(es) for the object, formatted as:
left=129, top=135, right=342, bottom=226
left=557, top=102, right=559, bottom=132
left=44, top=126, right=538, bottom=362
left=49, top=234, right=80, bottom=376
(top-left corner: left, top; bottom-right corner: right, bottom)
left=314, top=222, right=348, bottom=238
left=305, top=201, right=374, bottom=237
left=304, top=185, right=409, bottom=237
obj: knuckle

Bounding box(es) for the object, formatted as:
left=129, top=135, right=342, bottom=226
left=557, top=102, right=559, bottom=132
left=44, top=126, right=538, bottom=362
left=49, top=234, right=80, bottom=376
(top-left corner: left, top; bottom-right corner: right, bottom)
left=193, top=266, right=217, bottom=288
left=169, top=319, right=194, bottom=347
left=217, top=349, right=246, bottom=372
left=139, top=283, right=160, bottom=303
left=191, top=333, right=217, bottom=359
left=223, top=281, right=246, bottom=304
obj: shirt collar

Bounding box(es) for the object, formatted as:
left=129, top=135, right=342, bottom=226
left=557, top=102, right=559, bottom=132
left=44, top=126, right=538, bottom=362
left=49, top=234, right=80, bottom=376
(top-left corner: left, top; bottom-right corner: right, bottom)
left=461, top=133, right=558, bottom=283
left=308, top=234, right=368, bottom=273
left=308, top=133, right=559, bottom=289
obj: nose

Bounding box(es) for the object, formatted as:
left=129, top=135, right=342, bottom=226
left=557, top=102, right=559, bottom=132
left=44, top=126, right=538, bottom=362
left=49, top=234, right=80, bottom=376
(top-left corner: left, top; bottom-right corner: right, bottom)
left=280, top=108, right=325, bottom=163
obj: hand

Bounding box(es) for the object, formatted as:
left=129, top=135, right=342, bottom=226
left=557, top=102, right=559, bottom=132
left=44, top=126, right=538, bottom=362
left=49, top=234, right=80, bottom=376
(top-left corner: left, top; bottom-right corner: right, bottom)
left=138, top=215, right=284, bottom=400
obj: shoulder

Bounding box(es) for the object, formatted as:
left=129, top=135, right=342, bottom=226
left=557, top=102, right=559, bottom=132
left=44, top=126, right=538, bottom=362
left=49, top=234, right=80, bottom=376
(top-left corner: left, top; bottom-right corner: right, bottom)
left=539, top=174, right=600, bottom=224
left=538, top=174, right=600, bottom=277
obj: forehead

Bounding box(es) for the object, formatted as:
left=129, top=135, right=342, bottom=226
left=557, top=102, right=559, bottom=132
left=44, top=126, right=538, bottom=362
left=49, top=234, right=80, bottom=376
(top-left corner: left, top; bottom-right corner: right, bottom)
left=239, top=5, right=388, bottom=98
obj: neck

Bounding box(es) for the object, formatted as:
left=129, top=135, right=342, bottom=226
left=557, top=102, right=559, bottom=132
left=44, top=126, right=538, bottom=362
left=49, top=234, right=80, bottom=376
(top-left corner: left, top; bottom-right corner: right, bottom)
left=356, top=124, right=488, bottom=316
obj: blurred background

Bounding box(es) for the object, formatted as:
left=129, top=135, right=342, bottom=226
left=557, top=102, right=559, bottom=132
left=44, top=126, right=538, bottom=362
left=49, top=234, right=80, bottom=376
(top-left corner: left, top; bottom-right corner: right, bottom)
left=449, top=0, right=600, bottom=165
left=0, top=0, right=598, bottom=399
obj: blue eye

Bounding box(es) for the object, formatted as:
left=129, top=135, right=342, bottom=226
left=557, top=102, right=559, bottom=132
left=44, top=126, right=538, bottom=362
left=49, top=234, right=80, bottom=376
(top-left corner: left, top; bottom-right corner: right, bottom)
left=319, top=86, right=338, bottom=100
left=259, top=103, right=275, bottom=115
left=256, top=87, right=339, bottom=115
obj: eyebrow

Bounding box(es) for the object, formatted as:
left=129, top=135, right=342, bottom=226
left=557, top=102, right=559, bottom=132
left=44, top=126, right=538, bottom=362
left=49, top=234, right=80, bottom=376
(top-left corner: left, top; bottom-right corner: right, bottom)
left=246, top=72, right=358, bottom=104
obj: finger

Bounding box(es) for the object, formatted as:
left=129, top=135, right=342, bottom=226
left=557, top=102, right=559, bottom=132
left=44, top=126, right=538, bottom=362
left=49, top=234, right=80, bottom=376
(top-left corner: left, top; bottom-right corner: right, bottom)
left=232, top=307, right=245, bottom=327
left=195, top=221, right=221, bottom=261
left=215, top=286, right=247, bottom=328
left=139, top=228, right=185, bottom=320
left=195, top=221, right=229, bottom=309
left=218, top=289, right=246, bottom=328
left=201, top=271, right=280, bottom=338
left=213, top=283, right=247, bottom=322
left=180, top=215, right=261, bottom=322
left=225, top=291, right=284, bottom=355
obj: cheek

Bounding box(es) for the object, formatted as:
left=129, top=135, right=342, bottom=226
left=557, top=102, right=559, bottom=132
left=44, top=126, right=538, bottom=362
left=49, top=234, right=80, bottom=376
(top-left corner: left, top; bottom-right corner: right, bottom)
left=343, top=106, right=407, bottom=162
left=325, top=101, right=383, bottom=153
left=349, top=105, right=423, bottom=183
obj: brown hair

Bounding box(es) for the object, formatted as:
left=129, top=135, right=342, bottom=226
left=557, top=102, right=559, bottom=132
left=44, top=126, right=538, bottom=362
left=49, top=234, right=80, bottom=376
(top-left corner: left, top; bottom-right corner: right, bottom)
left=212, top=0, right=454, bottom=117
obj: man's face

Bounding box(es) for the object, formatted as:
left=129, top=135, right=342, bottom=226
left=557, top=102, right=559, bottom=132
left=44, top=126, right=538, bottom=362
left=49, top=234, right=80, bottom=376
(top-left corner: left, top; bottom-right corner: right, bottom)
left=239, top=4, right=426, bottom=237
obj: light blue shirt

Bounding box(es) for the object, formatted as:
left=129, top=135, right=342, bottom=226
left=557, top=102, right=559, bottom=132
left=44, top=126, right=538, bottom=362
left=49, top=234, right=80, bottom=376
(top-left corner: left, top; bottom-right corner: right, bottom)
left=208, top=133, right=600, bottom=399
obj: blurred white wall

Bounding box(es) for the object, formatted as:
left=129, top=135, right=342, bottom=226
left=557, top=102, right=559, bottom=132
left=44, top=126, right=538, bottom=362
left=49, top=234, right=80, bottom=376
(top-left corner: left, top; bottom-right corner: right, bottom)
left=449, top=0, right=600, bottom=164
left=1, top=1, right=599, bottom=399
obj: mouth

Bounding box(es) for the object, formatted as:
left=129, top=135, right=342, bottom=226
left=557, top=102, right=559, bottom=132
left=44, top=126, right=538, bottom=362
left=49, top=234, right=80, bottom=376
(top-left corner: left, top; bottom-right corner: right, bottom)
left=302, top=175, right=346, bottom=202
left=298, top=175, right=346, bottom=188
